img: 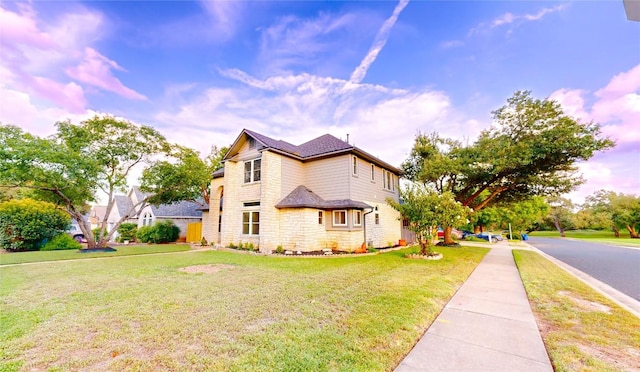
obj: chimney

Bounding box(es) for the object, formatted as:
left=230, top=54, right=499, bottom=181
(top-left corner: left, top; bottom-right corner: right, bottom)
left=346, top=134, right=349, bottom=144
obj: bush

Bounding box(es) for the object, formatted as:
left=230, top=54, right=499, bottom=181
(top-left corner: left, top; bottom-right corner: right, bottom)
left=93, top=227, right=108, bottom=242
left=0, top=198, right=70, bottom=251
left=41, top=233, right=82, bottom=251
left=136, top=225, right=155, bottom=243
left=117, top=223, right=138, bottom=243
left=153, top=220, right=180, bottom=243
left=135, top=221, right=180, bottom=244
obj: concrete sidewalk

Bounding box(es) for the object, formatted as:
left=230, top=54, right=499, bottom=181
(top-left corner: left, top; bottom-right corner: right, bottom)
left=395, top=246, right=553, bottom=372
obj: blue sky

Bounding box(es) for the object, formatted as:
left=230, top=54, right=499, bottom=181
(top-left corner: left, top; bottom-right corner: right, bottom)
left=1, top=0, right=638, bottom=203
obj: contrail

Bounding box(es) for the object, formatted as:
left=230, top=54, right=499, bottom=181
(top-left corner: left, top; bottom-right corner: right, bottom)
left=349, top=0, right=410, bottom=84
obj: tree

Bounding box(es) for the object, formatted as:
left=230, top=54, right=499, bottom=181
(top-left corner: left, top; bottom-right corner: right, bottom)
left=0, top=116, right=206, bottom=248
left=0, top=198, right=70, bottom=251
left=402, top=91, right=614, bottom=241
left=546, top=197, right=575, bottom=237
left=610, top=193, right=640, bottom=238
left=500, top=197, right=549, bottom=237
left=388, top=184, right=469, bottom=254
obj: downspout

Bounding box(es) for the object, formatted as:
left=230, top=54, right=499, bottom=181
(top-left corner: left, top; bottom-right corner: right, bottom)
left=363, top=206, right=375, bottom=247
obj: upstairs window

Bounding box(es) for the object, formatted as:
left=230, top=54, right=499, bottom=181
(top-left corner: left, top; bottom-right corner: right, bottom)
left=244, top=158, right=261, bottom=183
left=371, top=163, right=375, bottom=181
left=383, top=170, right=395, bottom=191
left=318, top=211, right=323, bottom=225
left=352, top=156, right=358, bottom=176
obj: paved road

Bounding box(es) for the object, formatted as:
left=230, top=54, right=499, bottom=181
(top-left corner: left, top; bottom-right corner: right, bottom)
left=528, top=237, right=640, bottom=301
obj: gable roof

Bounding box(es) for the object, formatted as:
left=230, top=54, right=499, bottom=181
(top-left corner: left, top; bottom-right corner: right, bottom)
left=276, top=185, right=372, bottom=210
left=150, top=201, right=203, bottom=218
left=114, top=195, right=135, bottom=217
left=224, top=129, right=401, bottom=174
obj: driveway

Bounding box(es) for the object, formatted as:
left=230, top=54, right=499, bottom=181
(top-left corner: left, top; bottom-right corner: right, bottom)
left=528, top=237, right=640, bottom=301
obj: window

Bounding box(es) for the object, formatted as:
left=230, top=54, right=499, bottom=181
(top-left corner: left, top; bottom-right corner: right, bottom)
left=383, top=170, right=395, bottom=191
left=352, top=156, right=358, bottom=176
left=371, top=163, right=375, bottom=181
left=142, top=212, right=153, bottom=226
left=243, top=201, right=260, bottom=207
left=244, top=158, right=261, bottom=183
left=353, top=210, right=362, bottom=226
left=242, top=211, right=260, bottom=235
left=375, top=213, right=380, bottom=225
left=333, top=210, right=347, bottom=226
left=318, top=211, right=323, bottom=225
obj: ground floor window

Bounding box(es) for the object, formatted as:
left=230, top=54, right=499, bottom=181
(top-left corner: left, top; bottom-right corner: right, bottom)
left=333, top=210, right=347, bottom=226
left=318, top=211, right=323, bottom=224
left=242, top=211, right=260, bottom=235
left=353, top=210, right=362, bottom=226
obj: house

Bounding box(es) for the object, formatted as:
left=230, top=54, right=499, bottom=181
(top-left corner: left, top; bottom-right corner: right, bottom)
left=202, top=129, right=403, bottom=253
left=106, top=187, right=203, bottom=241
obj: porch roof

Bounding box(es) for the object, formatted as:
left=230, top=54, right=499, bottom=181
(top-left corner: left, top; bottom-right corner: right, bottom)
left=275, top=185, right=371, bottom=210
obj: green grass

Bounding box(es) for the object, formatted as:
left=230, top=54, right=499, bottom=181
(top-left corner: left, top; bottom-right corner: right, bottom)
left=530, top=230, right=640, bottom=247
left=1, top=246, right=488, bottom=371
left=0, top=244, right=192, bottom=265
left=513, top=250, right=640, bottom=372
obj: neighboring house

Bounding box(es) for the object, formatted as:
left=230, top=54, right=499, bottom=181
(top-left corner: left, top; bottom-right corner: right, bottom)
left=106, top=187, right=203, bottom=241
left=203, top=129, right=403, bottom=253
left=89, top=205, right=107, bottom=230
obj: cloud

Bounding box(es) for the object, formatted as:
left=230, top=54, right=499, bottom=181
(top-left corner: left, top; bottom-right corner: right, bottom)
left=550, top=63, right=640, bottom=200
left=468, top=4, right=568, bottom=36
left=199, top=0, right=244, bottom=42
left=0, top=2, right=145, bottom=114
left=66, top=48, right=147, bottom=100
left=440, top=40, right=464, bottom=49
left=350, top=0, right=410, bottom=84
left=257, top=11, right=362, bottom=74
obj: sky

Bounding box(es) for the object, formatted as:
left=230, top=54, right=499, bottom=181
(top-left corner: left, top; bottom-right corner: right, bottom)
left=1, top=0, right=639, bottom=204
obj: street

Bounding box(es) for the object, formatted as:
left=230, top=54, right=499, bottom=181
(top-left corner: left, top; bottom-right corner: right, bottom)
left=528, top=237, right=640, bottom=301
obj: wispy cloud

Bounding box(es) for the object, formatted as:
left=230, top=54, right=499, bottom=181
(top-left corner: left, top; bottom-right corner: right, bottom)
left=258, top=11, right=359, bottom=74
left=468, top=4, right=568, bottom=36
left=199, top=0, right=245, bottom=42
left=440, top=40, right=464, bottom=49
left=350, top=0, right=410, bottom=84
left=0, top=2, right=145, bottom=113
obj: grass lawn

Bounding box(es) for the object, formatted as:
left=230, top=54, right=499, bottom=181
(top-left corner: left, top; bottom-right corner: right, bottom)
left=513, top=250, right=640, bottom=371
left=530, top=230, right=640, bottom=247
left=0, top=244, right=192, bottom=265
left=1, top=246, right=488, bottom=371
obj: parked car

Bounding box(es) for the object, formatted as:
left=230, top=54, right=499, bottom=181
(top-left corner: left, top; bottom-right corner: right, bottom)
left=437, top=228, right=462, bottom=239
left=461, top=230, right=475, bottom=238
left=66, top=222, right=87, bottom=243
left=475, top=233, right=503, bottom=242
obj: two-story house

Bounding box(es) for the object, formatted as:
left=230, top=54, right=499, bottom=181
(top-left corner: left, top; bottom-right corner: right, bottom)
left=203, top=129, right=403, bottom=253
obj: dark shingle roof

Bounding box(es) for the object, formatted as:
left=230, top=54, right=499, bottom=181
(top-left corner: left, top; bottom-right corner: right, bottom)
left=212, top=168, right=224, bottom=178
left=276, top=185, right=371, bottom=210
left=114, top=195, right=135, bottom=217
left=151, top=200, right=203, bottom=218
left=226, top=129, right=401, bottom=174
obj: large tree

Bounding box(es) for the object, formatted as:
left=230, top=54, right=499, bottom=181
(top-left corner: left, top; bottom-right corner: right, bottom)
left=402, top=91, right=614, bottom=241
left=0, top=116, right=208, bottom=248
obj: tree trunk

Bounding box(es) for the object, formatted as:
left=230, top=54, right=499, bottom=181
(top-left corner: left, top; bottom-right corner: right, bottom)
left=443, top=225, right=455, bottom=245
left=473, top=226, right=481, bottom=234
left=626, top=225, right=639, bottom=238
left=613, top=226, right=620, bottom=238
left=553, top=215, right=565, bottom=237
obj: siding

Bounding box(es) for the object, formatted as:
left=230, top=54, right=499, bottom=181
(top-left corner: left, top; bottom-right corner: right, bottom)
left=303, top=155, right=350, bottom=200
left=281, top=156, right=305, bottom=197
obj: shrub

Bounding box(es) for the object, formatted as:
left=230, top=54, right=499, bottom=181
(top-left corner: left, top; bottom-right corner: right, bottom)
left=0, top=198, right=70, bottom=251
left=200, top=237, right=208, bottom=246
left=247, top=242, right=254, bottom=251
left=464, top=236, right=486, bottom=242
left=135, top=225, right=154, bottom=243
left=41, top=233, right=82, bottom=251
left=134, top=221, right=180, bottom=244
left=228, top=242, right=236, bottom=248
left=152, top=220, right=180, bottom=243
left=117, top=223, right=138, bottom=243
left=276, top=245, right=283, bottom=254
left=93, top=227, right=108, bottom=242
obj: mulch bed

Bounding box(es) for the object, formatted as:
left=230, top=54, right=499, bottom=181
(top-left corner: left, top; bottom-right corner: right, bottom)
left=78, top=247, right=117, bottom=253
